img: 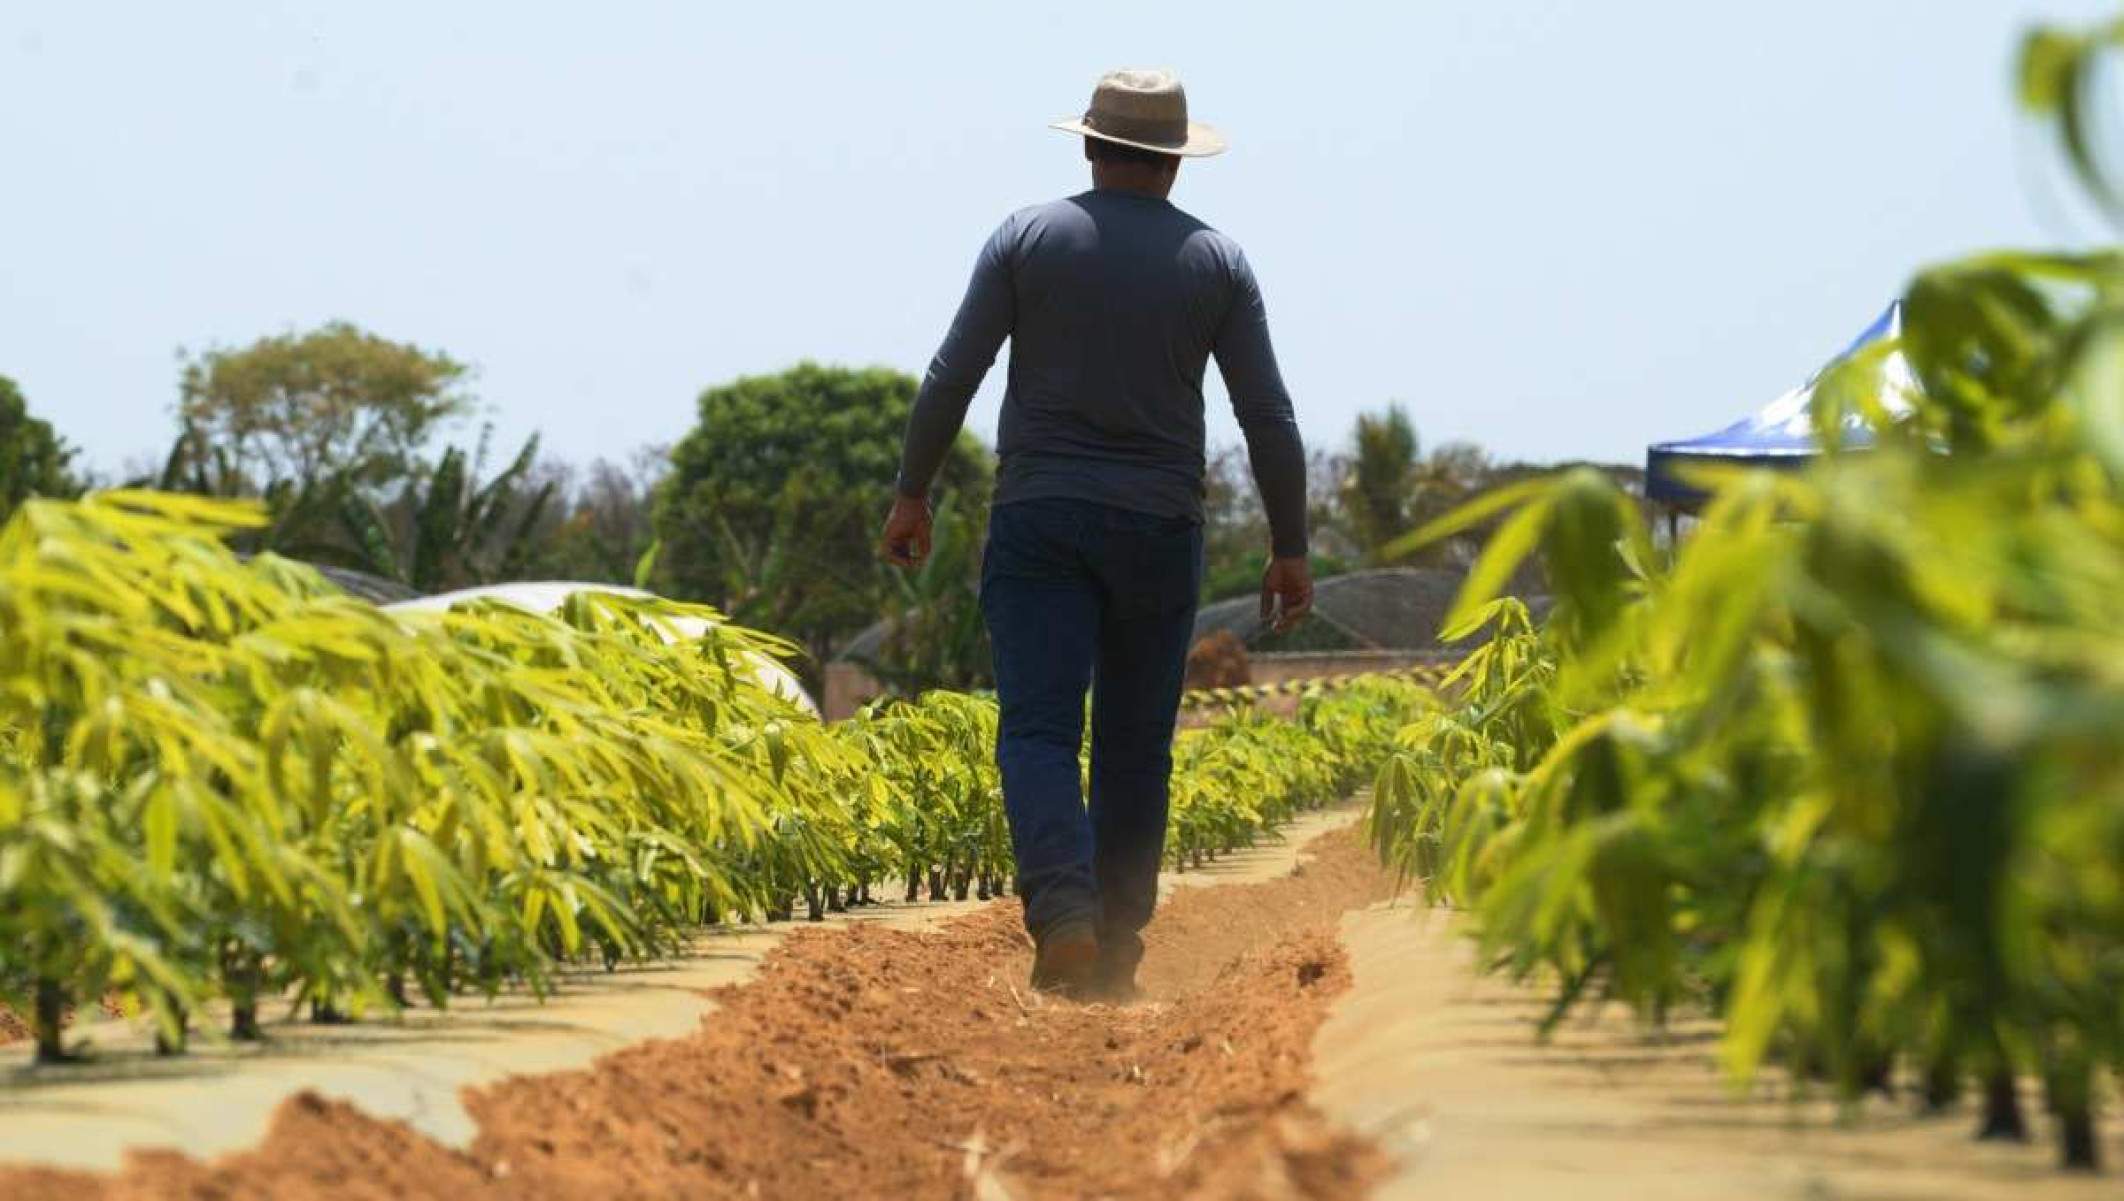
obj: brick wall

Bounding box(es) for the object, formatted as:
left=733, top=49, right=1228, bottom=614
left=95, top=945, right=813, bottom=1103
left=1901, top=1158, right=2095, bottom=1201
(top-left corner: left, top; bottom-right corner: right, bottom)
left=1244, top=649, right=1453, bottom=686
left=823, top=661, right=887, bottom=721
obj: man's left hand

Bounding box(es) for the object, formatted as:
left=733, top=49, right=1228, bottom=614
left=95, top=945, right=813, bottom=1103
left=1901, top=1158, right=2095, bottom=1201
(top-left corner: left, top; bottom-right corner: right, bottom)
left=1261, top=556, right=1313, bottom=633
left=881, top=494, right=933, bottom=567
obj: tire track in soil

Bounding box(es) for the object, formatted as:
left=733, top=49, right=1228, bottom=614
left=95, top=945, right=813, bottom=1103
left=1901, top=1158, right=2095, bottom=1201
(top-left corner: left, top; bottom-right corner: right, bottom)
left=3, top=826, right=1397, bottom=1201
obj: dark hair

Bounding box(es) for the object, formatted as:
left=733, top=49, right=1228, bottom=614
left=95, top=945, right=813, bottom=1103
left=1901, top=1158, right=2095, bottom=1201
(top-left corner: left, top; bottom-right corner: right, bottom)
left=1085, top=136, right=1180, bottom=171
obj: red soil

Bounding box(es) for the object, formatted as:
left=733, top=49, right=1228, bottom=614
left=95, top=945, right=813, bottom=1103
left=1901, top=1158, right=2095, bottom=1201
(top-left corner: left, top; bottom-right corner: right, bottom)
left=3, top=828, right=1396, bottom=1201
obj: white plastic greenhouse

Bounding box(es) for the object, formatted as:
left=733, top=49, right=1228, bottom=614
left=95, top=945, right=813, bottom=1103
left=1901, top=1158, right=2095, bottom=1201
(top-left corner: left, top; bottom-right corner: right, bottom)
left=383, top=582, right=820, bottom=718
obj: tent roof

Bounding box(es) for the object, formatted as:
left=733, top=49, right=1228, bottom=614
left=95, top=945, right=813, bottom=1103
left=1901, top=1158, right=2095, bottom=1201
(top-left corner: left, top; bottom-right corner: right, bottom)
left=1646, top=303, right=1916, bottom=506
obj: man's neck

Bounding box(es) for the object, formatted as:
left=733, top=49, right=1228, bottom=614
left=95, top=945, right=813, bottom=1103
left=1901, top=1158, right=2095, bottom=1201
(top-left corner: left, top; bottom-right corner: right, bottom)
left=1094, top=182, right=1168, bottom=200
left=1089, top=165, right=1174, bottom=200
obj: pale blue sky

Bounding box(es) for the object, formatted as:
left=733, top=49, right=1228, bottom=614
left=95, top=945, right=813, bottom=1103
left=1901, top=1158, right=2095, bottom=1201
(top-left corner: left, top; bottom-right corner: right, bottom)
left=4, top=1, right=2115, bottom=478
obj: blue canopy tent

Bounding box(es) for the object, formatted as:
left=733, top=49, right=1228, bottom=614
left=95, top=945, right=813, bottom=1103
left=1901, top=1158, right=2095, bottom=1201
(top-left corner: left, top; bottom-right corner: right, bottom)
left=1645, top=303, right=1916, bottom=509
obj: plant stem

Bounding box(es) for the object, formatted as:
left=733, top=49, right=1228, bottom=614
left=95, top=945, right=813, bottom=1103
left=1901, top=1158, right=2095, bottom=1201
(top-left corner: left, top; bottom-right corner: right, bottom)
left=155, top=993, right=189, bottom=1056
left=1921, top=1054, right=1960, bottom=1112
left=1977, top=1069, right=2026, bottom=1141
left=2045, top=1057, right=2100, bottom=1171
left=225, top=944, right=264, bottom=1041
left=32, top=977, right=68, bottom=1065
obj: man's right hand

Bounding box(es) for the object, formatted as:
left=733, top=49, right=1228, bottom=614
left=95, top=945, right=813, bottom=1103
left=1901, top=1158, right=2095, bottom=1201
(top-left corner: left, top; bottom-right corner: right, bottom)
left=881, top=494, right=933, bottom=567
left=1260, top=555, right=1313, bottom=633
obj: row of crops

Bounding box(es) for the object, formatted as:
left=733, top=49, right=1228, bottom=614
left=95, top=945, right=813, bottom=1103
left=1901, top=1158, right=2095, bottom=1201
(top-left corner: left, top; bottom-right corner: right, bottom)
left=1363, top=255, right=2124, bottom=1169
left=0, top=490, right=1427, bottom=1063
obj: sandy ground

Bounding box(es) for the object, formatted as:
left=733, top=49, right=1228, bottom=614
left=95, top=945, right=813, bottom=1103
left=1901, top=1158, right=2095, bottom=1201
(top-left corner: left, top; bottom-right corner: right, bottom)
left=1316, top=902, right=2123, bottom=1200
left=0, top=826, right=1398, bottom=1201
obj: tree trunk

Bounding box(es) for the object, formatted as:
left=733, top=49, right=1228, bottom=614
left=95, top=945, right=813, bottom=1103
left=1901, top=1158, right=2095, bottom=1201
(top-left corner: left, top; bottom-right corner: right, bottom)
left=803, top=883, right=824, bottom=922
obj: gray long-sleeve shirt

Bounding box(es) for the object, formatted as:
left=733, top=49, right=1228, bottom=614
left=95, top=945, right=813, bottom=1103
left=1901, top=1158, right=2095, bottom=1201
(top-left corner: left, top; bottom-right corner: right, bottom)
left=895, top=189, right=1309, bottom=558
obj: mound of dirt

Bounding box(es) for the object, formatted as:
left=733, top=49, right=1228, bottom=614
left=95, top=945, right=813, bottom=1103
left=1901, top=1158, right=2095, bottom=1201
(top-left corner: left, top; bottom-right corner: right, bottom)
left=1184, top=630, right=1252, bottom=690
left=3, top=828, right=1397, bottom=1201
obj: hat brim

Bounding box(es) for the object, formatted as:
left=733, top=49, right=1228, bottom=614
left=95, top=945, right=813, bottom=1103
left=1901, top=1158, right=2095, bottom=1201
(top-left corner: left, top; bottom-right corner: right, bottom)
left=1049, top=117, right=1226, bottom=158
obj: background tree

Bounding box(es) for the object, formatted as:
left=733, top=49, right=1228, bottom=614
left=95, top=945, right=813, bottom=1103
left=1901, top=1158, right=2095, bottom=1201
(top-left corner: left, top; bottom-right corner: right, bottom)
left=1201, top=443, right=1357, bottom=602
left=0, top=376, right=79, bottom=520
left=147, top=418, right=554, bottom=595
left=1325, top=406, right=1511, bottom=570
left=653, top=363, right=990, bottom=678
left=519, top=449, right=666, bottom=584
left=140, top=421, right=356, bottom=560
left=852, top=496, right=991, bottom=694
left=337, top=428, right=556, bottom=593
left=1340, top=404, right=1421, bottom=561
left=178, top=321, right=473, bottom=488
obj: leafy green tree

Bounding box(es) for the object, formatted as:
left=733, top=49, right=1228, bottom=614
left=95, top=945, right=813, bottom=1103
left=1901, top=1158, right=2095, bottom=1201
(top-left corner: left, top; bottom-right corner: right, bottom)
left=0, top=376, right=79, bottom=519
left=1340, top=405, right=1421, bottom=561
left=146, top=419, right=552, bottom=594
left=654, top=363, right=990, bottom=673
left=142, top=421, right=354, bottom=560
left=1332, top=406, right=1499, bottom=568
left=178, top=322, right=473, bottom=487
left=339, top=430, right=556, bottom=593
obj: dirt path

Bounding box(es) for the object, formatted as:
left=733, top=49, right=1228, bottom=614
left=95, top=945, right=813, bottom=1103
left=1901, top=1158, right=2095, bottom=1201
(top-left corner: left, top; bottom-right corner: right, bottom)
left=2, top=828, right=1397, bottom=1201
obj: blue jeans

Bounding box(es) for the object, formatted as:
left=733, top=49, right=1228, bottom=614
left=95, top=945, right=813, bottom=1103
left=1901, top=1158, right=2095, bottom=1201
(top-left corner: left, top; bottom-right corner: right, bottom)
left=980, top=497, right=1204, bottom=965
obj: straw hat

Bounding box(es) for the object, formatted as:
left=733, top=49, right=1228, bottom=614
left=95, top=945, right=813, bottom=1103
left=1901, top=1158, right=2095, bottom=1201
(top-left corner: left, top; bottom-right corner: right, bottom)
left=1049, top=68, right=1227, bottom=158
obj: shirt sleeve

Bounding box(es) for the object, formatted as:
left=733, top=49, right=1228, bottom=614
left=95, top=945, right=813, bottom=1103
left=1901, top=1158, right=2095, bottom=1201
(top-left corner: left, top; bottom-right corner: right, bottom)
left=1213, top=248, right=1309, bottom=558
left=895, top=220, right=1015, bottom=498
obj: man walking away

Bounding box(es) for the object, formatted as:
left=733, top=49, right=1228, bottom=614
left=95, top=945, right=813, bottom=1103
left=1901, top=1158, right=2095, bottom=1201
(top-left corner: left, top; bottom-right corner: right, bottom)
left=882, top=68, right=1312, bottom=999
